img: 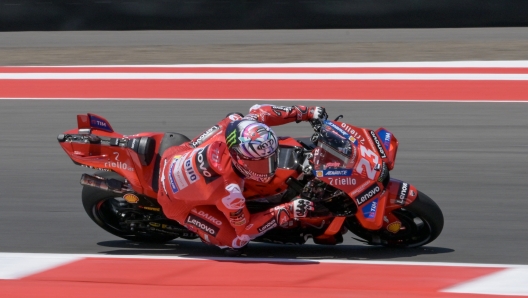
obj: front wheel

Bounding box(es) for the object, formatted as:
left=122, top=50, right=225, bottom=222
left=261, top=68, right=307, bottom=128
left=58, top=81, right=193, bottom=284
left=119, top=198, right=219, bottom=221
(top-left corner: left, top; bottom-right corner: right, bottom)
left=81, top=171, right=179, bottom=243
left=346, top=191, right=444, bottom=248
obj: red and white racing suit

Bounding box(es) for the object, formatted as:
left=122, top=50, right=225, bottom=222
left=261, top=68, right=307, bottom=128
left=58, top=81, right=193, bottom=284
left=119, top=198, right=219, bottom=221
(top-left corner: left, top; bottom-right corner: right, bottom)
left=157, top=104, right=319, bottom=249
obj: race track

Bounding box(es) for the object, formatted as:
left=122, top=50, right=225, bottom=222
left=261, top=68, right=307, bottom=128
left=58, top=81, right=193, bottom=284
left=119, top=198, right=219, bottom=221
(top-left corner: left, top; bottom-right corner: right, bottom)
left=1, top=100, right=527, bottom=265
left=1, top=28, right=528, bottom=266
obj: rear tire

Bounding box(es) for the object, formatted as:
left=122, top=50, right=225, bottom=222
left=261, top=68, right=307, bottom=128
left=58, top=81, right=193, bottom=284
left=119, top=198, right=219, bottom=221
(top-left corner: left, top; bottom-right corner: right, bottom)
left=82, top=171, right=177, bottom=243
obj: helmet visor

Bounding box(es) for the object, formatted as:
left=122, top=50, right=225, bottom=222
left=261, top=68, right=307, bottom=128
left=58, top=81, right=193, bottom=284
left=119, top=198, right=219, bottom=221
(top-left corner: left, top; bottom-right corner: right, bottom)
left=239, top=152, right=278, bottom=175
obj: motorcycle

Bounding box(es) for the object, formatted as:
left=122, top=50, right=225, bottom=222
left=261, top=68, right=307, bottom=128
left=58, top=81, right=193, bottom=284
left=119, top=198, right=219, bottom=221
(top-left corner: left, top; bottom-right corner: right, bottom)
left=57, top=112, right=443, bottom=248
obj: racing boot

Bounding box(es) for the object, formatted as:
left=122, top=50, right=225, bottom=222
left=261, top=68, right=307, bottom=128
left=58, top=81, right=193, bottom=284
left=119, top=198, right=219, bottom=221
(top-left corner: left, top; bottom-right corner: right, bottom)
left=223, top=245, right=248, bottom=257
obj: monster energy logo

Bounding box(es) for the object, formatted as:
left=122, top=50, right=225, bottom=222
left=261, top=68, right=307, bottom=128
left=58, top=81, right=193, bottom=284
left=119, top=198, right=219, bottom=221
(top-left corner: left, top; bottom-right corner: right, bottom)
left=226, top=130, right=237, bottom=148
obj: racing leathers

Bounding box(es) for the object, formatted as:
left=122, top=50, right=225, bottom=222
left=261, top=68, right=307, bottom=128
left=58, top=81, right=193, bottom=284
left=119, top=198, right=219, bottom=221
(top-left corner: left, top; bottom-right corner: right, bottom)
left=157, top=104, right=324, bottom=249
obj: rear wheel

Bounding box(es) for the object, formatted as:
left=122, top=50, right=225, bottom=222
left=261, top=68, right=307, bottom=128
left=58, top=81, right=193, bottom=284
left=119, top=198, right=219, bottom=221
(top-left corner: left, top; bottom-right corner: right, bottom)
left=82, top=171, right=179, bottom=243
left=346, top=191, right=444, bottom=247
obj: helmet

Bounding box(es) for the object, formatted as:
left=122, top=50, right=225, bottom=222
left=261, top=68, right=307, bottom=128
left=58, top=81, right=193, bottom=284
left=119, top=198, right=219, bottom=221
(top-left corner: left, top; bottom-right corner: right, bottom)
left=225, top=120, right=279, bottom=182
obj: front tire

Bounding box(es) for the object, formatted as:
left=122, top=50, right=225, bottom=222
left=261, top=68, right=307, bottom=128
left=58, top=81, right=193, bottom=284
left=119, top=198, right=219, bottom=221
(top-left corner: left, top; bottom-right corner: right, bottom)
left=82, top=171, right=177, bottom=243
left=346, top=191, right=444, bottom=247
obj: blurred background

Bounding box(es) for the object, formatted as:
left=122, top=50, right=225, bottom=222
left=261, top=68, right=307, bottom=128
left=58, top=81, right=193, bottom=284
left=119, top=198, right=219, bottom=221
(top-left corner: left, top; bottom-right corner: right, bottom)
left=1, top=0, right=528, bottom=31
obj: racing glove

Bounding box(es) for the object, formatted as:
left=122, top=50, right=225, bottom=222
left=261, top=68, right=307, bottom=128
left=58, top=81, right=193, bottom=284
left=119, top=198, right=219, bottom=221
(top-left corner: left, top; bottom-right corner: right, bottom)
left=274, top=199, right=315, bottom=227
left=307, top=106, right=327, bottom=121
left=291, top=199, right=314, bottom=218
left=307, top=106, right=327, bottom=131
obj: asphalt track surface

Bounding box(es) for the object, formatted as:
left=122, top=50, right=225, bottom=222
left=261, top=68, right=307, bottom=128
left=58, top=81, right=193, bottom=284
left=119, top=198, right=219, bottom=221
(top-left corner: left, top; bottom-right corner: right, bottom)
left=1, top=28, right=528, bottom=265
left=1, top=28, right=528, bottom=65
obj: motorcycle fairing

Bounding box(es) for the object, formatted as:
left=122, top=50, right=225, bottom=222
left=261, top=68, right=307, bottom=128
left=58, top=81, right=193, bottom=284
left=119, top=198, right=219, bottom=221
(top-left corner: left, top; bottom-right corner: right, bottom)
left=59, top=114, right=175, bottom=198
left=77, top=113, right=114, bottom=133
left=312, top=121, right=383, bottom=200
left=309, top=121, right=407, bottom=231
left=374, top=127, right=398, bottom=170
left=355, top=191, right=388, bottom=230
left=311, top=121, right=359, bottom=192
left=350, top=179, right=418, bottom=231
left=385, top=179, right=418, bottom=208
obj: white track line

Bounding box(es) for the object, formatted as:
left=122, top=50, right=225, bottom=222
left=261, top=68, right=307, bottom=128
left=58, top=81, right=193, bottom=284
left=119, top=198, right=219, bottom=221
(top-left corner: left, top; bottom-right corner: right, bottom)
left=1, top=98, right=527, bottom=102
left=0, top=253, right=80, bottom=280
left=443, top=268, right=528, bottom=296
left=1, top=73, right=528, bottom=80
left=2, top=252, right=528, bottom=270
left=8, top=61, right=528, bottom=68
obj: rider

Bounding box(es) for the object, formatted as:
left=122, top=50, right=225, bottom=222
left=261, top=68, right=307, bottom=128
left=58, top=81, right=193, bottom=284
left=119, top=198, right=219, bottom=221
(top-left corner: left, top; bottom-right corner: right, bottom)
left=157, top=104, right=327, bottom=254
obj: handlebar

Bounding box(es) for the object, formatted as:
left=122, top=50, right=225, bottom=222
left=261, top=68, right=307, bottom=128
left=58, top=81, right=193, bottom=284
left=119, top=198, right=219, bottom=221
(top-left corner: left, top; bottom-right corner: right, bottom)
left=309, top=111, right=329, bottom=132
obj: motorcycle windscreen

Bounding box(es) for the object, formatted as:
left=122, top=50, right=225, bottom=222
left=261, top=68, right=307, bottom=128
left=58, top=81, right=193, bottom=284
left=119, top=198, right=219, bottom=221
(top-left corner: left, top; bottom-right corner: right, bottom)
left=312, top=124, right=355, bottom=171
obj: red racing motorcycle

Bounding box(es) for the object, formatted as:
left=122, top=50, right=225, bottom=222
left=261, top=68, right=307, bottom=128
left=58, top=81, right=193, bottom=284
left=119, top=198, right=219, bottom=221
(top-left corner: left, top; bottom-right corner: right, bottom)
left=58, top=112, right=443, bottom=248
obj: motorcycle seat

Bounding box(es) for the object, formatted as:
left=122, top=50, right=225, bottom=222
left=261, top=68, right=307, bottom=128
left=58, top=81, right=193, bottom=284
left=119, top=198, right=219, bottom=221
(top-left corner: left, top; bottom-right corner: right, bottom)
left=151, top=132, right=190, bottom=192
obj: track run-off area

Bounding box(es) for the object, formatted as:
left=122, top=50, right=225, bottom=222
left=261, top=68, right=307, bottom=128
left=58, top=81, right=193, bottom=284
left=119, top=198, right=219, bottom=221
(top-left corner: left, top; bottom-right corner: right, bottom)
left=1, top=61, right=528, bottom=297
left=2, top=253, right=528, bottom=297
left=1, top=61, right=528, bottom=101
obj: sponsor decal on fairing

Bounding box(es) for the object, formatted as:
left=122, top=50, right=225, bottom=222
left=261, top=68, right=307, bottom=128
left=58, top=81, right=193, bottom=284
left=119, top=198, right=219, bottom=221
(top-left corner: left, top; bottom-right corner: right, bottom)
left=326, top=121, right=350, bottom=138
left=362, top=198, right=378, bottom=219
left=355, top=184, right=381, bottom=206
left=340, top=123, right=364, bottom=144
left=89, top=114, right=113, bottom=132
left=314, top=169, right=353, bottom=177
left=123, top=193, right=140, bottom=204
left=328, top=177, right=356, bottom=186
left=350, top=180, right=372, bottom=196
left=396, top=182, right=409, bottom=205
left=325, top=162, right=341, bottom=168
left=104, top=152, right=135, bottom=171
left=104, top=161, right=134, bottom=171
left=369, top=130, right=387, bottom=159
left=387, top=221, right=402, bottom=233
left=141, top=206, right=160, bottom=212
left=377, top=129, right=392, bottom=151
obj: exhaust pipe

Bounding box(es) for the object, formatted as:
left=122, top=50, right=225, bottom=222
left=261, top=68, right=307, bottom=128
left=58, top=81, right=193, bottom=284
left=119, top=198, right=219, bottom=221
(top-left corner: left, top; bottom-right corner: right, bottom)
left=80, top=173, right=128, bottom=193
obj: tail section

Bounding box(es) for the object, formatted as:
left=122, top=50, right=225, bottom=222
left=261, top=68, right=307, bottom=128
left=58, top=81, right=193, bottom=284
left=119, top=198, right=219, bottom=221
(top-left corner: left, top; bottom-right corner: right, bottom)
left=77, top=113, right=114, bottom=133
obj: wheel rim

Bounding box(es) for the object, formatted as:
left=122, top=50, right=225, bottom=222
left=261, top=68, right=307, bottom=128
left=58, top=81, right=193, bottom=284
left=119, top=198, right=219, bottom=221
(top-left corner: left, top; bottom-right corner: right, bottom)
left=384, top=208, right=433, bottom=247
left=93, top=196, right=133, bottom=234
left=346, top=208, right=435, bottom=247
